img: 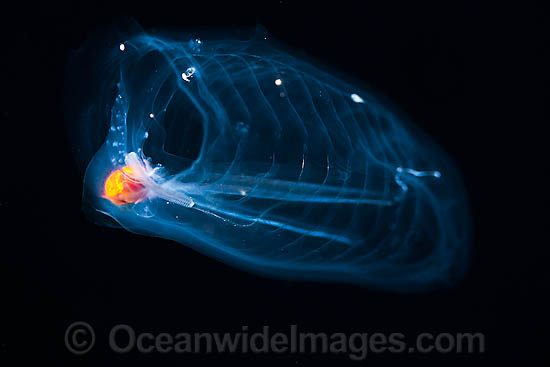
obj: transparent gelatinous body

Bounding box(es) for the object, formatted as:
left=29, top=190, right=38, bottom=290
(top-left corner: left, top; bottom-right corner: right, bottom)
left=66, top=24, right=471, bottom=292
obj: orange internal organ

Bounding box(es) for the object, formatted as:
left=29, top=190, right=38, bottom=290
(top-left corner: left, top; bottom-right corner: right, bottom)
left=103, top=166, right=146, bottom=205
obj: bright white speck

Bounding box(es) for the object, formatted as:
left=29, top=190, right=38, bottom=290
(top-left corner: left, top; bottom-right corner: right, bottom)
left=239, top=190, right=247, bottom=196
left=149, top=113, right=155, bottom=118
left=351, top=93, right=364, bottom=103
left=144, top=132, right=149, bottom=138
left=119, top=43, right=125, bottom=51
left=275, top=78, right=282, bottom=86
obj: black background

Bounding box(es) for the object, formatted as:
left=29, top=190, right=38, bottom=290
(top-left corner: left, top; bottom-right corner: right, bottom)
left=1, top=1, right=547, bottom=365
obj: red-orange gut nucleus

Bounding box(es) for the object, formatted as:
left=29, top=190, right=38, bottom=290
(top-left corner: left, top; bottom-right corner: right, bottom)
left=103, top=166, right=145, bottom=205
